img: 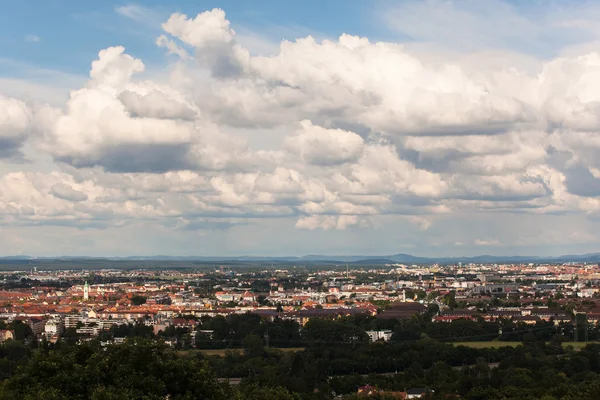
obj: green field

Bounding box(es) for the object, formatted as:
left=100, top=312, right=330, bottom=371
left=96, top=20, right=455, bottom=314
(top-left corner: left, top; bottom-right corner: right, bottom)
left=561, top=342, right=600, bottom=349
left=453, top=341, right=600, bottom=349
left=179, top=347, right=305, bottom=357
left=179, top=342, right=600, bottom=356
left=453, top=341, right=521, bottom=348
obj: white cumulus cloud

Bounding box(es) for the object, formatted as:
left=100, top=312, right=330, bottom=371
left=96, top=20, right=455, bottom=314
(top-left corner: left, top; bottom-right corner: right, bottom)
left=5, top=4, right=600, bottom=254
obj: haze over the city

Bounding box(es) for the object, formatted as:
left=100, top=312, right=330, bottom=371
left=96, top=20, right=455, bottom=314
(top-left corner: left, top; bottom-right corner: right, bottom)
left=3, top=0, right=600, bottom=257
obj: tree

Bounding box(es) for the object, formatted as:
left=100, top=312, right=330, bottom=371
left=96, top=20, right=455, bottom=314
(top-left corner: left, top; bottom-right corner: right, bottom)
left=131, top=295, right=146, bottom=306
left=195, top=331, right=214, bottom=349
left=0, top=340, right=233, bottom=399
left=9, top=320, right=32, bottom=341
left=242, top=334, right=264, bottom=357
left=441, top=291, right=458, bottom=309
left=427, top=303, right=440, bottom=315
left=111, top=323, right=153, bottom=339
left=302, top=319, right=368, bottom=343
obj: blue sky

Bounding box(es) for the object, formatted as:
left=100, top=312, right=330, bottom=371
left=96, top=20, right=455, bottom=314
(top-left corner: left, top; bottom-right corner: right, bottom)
left=0, top=1, right=382, bottom=76
left=1, top=0, right=592, bottom=76
left=3, top=1, right=600, bottom=257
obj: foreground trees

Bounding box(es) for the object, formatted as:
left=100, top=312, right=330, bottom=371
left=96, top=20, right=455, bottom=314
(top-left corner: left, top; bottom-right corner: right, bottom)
left=0, top=340, right=230, bottom=400
left=5, top=330, right=600, bottom=399
left=0, top=339, right=302, bottom=400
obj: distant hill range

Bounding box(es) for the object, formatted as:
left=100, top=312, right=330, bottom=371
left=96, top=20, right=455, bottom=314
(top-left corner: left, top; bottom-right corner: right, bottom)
left=3, top=252, right=600, bottom=264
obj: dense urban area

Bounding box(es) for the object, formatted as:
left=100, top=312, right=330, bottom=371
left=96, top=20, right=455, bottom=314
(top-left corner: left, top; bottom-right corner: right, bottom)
left=0, top=260, right=599, bottom=399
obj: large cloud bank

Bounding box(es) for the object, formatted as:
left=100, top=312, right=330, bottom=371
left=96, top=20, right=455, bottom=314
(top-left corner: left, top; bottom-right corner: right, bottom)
left=3, top=8, right=600, bottom=242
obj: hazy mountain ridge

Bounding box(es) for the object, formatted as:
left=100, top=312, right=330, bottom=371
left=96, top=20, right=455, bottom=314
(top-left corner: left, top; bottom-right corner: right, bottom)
left=2, top=252, right=600, bottom=264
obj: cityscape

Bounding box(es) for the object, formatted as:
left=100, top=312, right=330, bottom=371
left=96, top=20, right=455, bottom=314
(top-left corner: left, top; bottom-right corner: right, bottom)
left=1, top=257, right=600, bottom=398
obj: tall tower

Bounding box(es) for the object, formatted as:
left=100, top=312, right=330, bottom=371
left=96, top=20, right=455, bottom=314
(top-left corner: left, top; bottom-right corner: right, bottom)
left=83, top=281, right=89, bottom=301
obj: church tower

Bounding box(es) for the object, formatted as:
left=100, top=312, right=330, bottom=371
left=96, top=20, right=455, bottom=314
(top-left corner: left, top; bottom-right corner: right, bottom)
left=83, top=281, right=89, bottom=301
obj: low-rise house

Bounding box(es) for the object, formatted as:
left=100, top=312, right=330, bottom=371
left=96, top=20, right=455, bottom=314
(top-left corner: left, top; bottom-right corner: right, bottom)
left=433, top=310, right=478, bottom=322
left=357, top=385, right=407, bottom=399
left=512, top=315, right=540, bottom=325
left=377, top=303, right=426, bottom=320
left=483, top=310, right=521, bottom=321
left=172, top=318, right=197, bottom=329
left=215, top=292, right=237, bottom=303
left=241, top=291, right=256, bottom=304
left=153, top=323, right=170, bottom=336
left=406, top=387, right=433, bottom=399
left=531, top=310, right=571, bottom=325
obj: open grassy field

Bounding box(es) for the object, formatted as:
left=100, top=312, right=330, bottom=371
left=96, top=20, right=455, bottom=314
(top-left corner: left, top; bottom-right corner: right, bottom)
left=452, top=341, right=521, bottom=348
left=561, top=342, right=600, bottom=349
left=453, top=341, right=600, bottom=349
left=179, top=347, right=305, bottom=357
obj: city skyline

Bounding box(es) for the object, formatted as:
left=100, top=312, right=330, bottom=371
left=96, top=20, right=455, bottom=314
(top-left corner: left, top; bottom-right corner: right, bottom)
left=4, top=1, right=600, bottom=257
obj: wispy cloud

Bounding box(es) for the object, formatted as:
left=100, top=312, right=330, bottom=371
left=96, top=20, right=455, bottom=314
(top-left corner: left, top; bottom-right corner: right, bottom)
left=234, top=27, right=280, bottom=56
left=380, top=0, right=600, bottom=57
left=475, top=239, right=502, bottom=246
left=24, top=34, right=40, bottom=43
left=0, top=58, right=83, bottom=83
left=408, top=216, right=432, bottom=231
left=115, top=4, right=165, bottom=29
left=0, top=58, right=85, bottom=105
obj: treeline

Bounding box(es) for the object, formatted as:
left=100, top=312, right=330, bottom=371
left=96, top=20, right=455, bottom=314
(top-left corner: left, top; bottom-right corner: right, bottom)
left=6, top=311, right=585, bottom=350
left=193, top=312, right=591, bottom=347
left=6, top=310, right=599, bottom=399
left=3, top=336, right=600, bottom=399
left=202, top=339, right=600, bottom=399
left=98, top=311, right=595, bottom=351
left=0, top=339, right=299, bottom=400
left=1, top=278, right=71, bottom=290
left=209, top=337, right=519, bottom=379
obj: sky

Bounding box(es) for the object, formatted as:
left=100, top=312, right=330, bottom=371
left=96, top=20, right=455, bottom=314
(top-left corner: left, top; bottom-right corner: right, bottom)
left=4, top=1, right=600, bottom=257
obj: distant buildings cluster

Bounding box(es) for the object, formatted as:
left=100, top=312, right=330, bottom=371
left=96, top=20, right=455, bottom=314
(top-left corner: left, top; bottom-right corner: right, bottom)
left=0, top=261, right=599, bottom=344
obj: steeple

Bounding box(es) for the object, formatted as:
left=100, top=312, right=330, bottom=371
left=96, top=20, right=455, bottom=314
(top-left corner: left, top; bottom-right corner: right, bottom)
left=83, top=281, right=89, bottom=301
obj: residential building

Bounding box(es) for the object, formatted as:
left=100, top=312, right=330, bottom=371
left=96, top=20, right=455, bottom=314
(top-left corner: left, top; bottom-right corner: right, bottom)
left=44, top=318, right=64, bottom=338
left=366, top=330, right=393, bottom=342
